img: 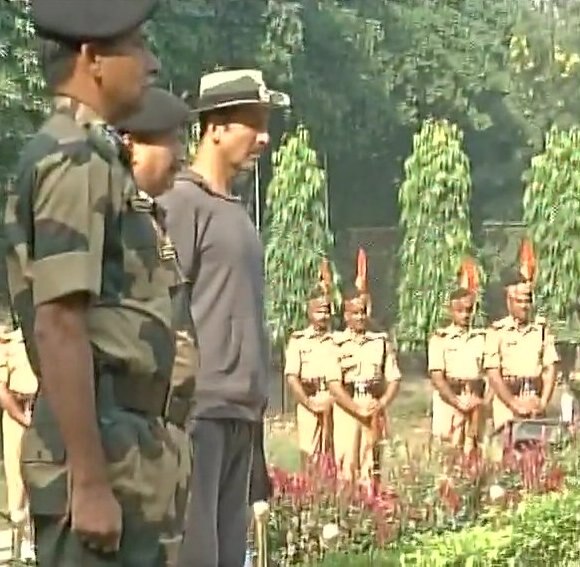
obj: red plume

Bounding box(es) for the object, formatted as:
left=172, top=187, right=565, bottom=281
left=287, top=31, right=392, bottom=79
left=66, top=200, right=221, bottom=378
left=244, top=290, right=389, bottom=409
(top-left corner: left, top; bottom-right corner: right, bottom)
left=457, top=257, right=479, bottom=294
left=519, top=238, right=536, bottom=283
left=318, top=258, right=332, bottom=295
left=354, top=247, right=368, bottom=295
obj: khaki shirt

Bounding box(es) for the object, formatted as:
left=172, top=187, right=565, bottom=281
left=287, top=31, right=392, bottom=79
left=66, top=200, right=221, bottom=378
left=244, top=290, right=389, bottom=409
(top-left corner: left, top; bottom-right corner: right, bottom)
left=428, top=324, right=485, bottom=380
left=333, top=329, right=401, bottom=384
left=0, top=328, right=38, bottom=396
left=483, top=315, right=559, bottom=377
left=284, top=327, right=342, bottom=385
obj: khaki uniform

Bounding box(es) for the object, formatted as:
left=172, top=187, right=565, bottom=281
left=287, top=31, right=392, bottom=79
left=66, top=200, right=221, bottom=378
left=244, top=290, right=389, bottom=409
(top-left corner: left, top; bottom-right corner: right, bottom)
left=0, top=328, right=38, bottom=521
left=484, top=315, right=559, bottom=431
left=285, top=328, right=341, bottom=458
left=428, top=325, right=486, bottom=447
left=331, top=330, right=401, bottom=482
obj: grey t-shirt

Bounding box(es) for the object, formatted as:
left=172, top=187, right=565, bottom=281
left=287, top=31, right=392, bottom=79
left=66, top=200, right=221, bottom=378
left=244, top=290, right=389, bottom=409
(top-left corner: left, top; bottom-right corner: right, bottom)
left=158, top=171, right=268, bottom=422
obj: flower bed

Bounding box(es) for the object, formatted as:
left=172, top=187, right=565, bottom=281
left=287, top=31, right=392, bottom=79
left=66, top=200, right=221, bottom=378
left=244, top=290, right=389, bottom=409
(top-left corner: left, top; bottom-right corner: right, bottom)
left=266, top=438, right=578, bottom=565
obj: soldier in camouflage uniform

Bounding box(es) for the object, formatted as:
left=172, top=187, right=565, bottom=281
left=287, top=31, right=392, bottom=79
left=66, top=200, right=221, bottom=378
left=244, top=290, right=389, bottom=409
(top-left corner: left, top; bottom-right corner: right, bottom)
left=428, top=259, right=486, bottom=453
left=328, top=249, right=401, bottom=484
left=116, top=87, right=198, bottom=567
left=3, top=1, right=178, bottom=565
left=284, top=259, right=340, bottom=467
left=484, top=240, right=559, bottom=436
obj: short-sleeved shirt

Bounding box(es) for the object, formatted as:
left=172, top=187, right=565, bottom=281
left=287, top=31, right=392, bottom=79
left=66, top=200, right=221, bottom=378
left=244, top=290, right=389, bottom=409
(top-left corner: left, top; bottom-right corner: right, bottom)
left=428, top=324, right=485, bottom=380
left=284, top=327, right=341, bottom=384
left=0, top=328, right=38, bottom=395
left=3, top=97, right=175, bottom=382
left=483, top=315, right=559, bottom=377
left=158, top=170, right=268, bottom=422
left=333, top=329, right=401, bottom=384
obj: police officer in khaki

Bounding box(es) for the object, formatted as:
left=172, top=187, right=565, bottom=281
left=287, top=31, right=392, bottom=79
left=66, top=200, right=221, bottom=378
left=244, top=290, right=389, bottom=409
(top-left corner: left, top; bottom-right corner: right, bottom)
left=328, top=249, right=401, bottom=483
left=0, top=324, right=38, bottom=562
left=116, top=87, right=197, bottom=567
left=428, top=259, right=486, bottom=453
left=285, top=259, right=340, bottom=467
left=484, top=240, right=559, bottom=434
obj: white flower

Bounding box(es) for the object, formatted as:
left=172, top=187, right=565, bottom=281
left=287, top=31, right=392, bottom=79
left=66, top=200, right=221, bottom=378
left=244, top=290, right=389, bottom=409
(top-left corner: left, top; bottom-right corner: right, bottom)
left=252, top=500, right=270, bottom=521
left=321, top=522, right=340, bottom=545
left=489, top=484, right=505, bottom=502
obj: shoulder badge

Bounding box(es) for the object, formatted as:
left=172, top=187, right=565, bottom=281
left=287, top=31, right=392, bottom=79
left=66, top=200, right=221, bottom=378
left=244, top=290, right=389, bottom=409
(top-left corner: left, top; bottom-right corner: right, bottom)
left=491, top=317, right=508, bottom=330
left=290, top=330, right=306, bottom=340
left=434, top=327, right=448, bottom=338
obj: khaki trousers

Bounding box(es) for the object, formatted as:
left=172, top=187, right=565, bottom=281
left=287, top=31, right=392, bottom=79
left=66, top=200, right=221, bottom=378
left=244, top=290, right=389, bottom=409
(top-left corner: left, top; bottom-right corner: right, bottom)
left=296, top=391, right=333, bottom=459
left=333, top=394, right=382, bottom=483
left=2, top=411, right=27, bottom=521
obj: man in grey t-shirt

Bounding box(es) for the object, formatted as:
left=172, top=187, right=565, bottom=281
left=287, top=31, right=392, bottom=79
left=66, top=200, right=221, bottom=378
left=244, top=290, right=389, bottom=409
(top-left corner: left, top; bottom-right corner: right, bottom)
left=158, top=69, right=289, bottom=567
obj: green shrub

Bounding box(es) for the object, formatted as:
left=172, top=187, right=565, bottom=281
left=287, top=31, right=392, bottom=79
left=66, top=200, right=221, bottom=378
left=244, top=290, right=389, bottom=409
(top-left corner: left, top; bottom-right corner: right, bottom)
left=319, top=487, right=580, bottom=566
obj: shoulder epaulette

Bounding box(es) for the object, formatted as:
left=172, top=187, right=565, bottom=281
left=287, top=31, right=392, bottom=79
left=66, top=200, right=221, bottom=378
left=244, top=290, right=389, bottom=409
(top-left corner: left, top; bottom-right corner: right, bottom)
left=434, top=327, right=448, bottom=337
left=491, top=317, right=508, bottom=330
left=290, top=330, right=306, bottom=339
left=469, top=328, right=486, bottom=336
left=367, top=331, right=388, bottom=341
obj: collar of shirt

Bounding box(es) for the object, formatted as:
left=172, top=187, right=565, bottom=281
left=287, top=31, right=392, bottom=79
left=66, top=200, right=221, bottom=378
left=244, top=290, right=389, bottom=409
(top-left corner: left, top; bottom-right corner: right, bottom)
left=53, top=96, right=129, bottom=163
left=177, top=168, right=242, bottom=203
left=504, top=315, right=534, bottom=334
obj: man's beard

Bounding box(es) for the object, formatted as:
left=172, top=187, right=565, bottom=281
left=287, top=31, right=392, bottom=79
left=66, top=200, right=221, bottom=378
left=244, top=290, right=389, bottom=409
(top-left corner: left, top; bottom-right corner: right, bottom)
left=231, top=168, right=254, bottom=198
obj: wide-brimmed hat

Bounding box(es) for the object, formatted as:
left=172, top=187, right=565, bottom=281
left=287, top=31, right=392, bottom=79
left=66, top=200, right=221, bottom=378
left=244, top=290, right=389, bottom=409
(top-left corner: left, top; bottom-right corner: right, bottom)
left=191, top=69, right=290, bottom=114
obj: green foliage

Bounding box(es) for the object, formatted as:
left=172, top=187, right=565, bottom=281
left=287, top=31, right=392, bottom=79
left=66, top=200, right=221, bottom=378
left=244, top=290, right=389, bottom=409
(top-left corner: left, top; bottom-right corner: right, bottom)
left=396, top=119, right=477, bottom=351
left=319, top=487, right=580, bottom=566
left=522, top=127, right=580, bottom=334
left=264, top=124, right=339, bottom=346
left=0, top=0, right=46, bottom=180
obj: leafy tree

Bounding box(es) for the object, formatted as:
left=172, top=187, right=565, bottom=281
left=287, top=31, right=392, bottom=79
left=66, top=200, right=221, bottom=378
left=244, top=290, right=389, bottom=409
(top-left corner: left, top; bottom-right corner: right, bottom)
left=396, top=119, right=479, bottom=352
left=522, top=127, right=580, bottom=340
left=264, top=124, right=339, bottom=346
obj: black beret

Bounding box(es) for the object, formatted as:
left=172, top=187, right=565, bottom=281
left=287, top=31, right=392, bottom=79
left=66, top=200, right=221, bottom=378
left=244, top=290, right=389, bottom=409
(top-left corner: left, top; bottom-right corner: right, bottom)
left=115, top=87, right=191, bottom=136
left=31, top=0, right=158, bottom=42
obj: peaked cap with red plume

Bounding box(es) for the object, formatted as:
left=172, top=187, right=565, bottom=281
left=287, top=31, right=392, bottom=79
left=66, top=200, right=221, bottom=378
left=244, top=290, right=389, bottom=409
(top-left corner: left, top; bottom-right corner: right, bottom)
left=457, top=257, right=479, bottom=295
left=519, top=238, right=537, bottom=284
left=354, top=247, right=372, bottom=315
left=318, top=257, right=333, bottom=297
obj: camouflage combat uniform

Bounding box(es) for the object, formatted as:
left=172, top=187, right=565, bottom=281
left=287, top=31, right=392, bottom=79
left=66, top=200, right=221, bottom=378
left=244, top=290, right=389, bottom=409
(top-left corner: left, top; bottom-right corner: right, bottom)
left=116, top=86, right=198, bottom=567
left=148, top=193, right=198, bottom=566
left=4, top=97, right=178, bottom=565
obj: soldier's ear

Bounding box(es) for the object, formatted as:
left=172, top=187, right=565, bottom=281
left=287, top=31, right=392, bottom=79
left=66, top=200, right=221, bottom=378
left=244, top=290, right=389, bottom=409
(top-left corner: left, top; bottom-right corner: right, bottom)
left=81, top=42, right=102, bottom=79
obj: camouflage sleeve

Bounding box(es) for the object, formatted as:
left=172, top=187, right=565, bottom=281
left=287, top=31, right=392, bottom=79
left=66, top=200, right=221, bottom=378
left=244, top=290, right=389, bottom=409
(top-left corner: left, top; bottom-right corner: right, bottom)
left=31, top=149, right=106, bottom=305
left=483, top=328, right=501, bottom=370
left=284, top=336, right=301, bottom=377
left=542, top=327, right=560, bottom=367
left=427, top=334, right=445, bottom=372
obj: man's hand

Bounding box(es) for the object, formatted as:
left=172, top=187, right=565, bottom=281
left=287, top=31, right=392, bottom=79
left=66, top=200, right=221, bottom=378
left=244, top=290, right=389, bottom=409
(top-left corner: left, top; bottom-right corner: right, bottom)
left=357, top=400, right=379, bottom=420
left=511, top=397, right=538, bottom=417
left=456, top=395, right=482, bottom=414
left=307, top=398, right=332, bottom=414
left=72, top=483, right=123, bottom=554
